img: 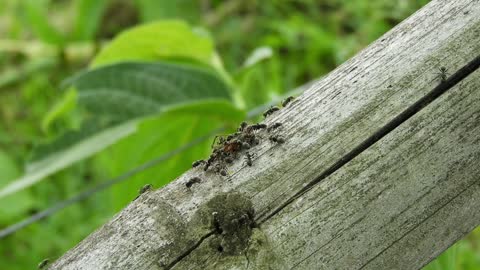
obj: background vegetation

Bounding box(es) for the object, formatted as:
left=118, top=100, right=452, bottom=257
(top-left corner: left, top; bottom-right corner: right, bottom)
left=0, top=0, right=478, bottom=269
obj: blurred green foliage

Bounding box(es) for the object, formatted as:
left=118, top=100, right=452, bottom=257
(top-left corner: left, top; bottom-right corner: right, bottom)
left=0, top=0, right=478, bottom=269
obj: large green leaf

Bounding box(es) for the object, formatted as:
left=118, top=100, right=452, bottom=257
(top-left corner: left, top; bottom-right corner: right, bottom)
left=92, top=20, right=215, bottom=67
left=0, top=61, right=244, bottom=198
left=65, top=61, right=233, bottom=120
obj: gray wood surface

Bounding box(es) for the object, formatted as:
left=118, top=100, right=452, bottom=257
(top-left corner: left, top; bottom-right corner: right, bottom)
left=50, top=0, right=480, bottom=269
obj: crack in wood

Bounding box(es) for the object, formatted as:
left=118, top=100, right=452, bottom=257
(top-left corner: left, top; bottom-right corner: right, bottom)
left=160, top=54, right=480, bottom=269
left=256, top=54, right=480, bottom=225
left=163, top=231, right=215, bottom=270
left=163, top=55, right=480, bottom=269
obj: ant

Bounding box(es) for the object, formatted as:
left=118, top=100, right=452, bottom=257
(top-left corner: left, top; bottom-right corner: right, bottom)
left=241, top=142, right=251, bottom=149
left=192, top=160, right=205, bottom=168
left=224, top=156, right=234, bottom=163
left=238, top=121, right=248, bottom=132
left=223, top=139, right=242, bottom=153
left=269, top=135, right=285, bottom=144
left=186, top=177, right=201, bottom=188
left=267, top=122, right=282, bottom=132
left=213, top=163, right=227, bottom=176
left=245, top=123, right=267, bottom=133
left=244, top=152, right=254, bottom=166
left=138, top=184, right=152, bottom=195
left=211, top=135, right=227, bottom=148
left=212, top=212, right=222, bottom=234
left=263, top=106, right=280, bottom=118
left=38, top=259, right=50, bottom=269
left=204, top=155, right=216, bottom=171
left=282, top=96, right=295, bottom=107
left=436, top=67, right=448, bottom=82
left=133, top=184, right=153, bottom=200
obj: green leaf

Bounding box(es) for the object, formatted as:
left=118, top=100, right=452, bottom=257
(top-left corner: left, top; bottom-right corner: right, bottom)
left=135, top=0, right=201, bottom=23
left=1, top=61, right=243, bottom=198
left=65, top=62, right=233, bottom=120
left=0, top=121, right=137, bottom=198
left=41, top=88, right=78, bottom=134
left=72, top=0, right=109, bottom=40
left=20, top=0, right=66, bottom=45
left=162, top=99, right=245, bottom=122
left=92, top=20, right=215, bottom=67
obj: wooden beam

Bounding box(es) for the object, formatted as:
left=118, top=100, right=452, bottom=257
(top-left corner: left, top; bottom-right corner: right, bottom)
left=50, top=0, right=480, bottom=269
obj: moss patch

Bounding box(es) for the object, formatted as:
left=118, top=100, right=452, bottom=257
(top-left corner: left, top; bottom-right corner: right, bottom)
left=193, top=192, right=255, bottom=256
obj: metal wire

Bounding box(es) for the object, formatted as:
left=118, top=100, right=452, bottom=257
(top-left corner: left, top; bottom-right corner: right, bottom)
left=0, top=83, right=313, bottom=239
left=0, top=129, right=223, bottom=239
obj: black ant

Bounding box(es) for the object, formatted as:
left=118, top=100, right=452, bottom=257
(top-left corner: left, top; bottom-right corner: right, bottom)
left=267, top=122, right=282, bottom=132
left=269, top=135, right=285, bottom=144
left=437, top=67, right=448, bottom=82
left=138, top=184, right=152, bottom=195
left=244, top=152, right=254, bottom=166
left=192, top=160, right=205, bottom=168
left=282, top=96, right=295, bottom=107
left=242, top=142, right=251, bottom=149
left=263, top=106, right=280, bottom=118
left=223, top=139, right=242, bottom=153
left=212, top=212, right=222, bottom=234
left=204, top=155, right=216, bottom=171
left=213, top=163, right=228, bottom=176
left=224, top=156, right=234, bottom=163
left=38, top=259, right=49, bottom=269
left=211, top=135, right=227, bottom=148
left=133, top=184, right=153, bottom=200
left=186, top=177, right=201, bottom=188
left=238, top=121, right=248, bottom=132
left=245, top=123, right=267, bottom=133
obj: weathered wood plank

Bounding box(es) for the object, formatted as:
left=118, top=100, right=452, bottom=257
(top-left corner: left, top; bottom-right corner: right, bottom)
left=50, top=0, right=480, bottom=269
left=262, top=71, right=480, bottom=270
left=173, top=71, right=480, bottom=270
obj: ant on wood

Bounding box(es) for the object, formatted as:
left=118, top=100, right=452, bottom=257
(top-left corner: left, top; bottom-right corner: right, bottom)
left=437, top=67, right=448, bottom=82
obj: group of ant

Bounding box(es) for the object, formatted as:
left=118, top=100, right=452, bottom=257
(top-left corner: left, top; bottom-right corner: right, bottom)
left=188, top=96, right=295, bottom=184
left=184, top=65, right=451, bottom=189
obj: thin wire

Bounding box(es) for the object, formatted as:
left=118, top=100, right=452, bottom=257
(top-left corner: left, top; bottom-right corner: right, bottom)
left=0, top=82, right=313, bottom=239
left=0, top=129, right=222, bottom=239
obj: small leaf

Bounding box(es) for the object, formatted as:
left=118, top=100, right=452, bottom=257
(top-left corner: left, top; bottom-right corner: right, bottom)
left=92, top=20, right=214, bottom=67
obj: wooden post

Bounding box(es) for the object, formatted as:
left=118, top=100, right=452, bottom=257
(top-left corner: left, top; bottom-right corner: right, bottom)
left=50, top=0, right=480, bottom=269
